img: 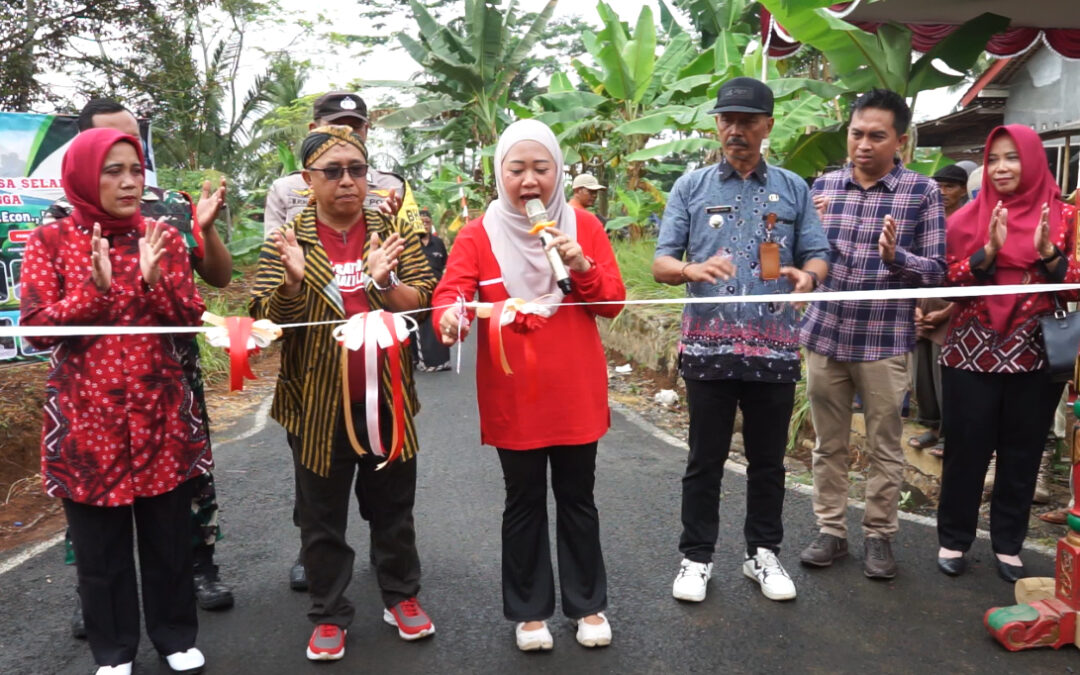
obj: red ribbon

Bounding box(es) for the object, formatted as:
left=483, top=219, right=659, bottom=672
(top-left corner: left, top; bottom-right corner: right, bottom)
left=225, top=316, right=257, bottom=392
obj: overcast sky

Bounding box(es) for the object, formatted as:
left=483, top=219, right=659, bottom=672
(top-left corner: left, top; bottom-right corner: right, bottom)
left=235, top=0, right=666, bottom=101
left=242, top=0, right=954, bottom=121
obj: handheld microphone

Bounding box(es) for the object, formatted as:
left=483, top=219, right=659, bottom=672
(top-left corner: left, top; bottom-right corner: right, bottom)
left=524, top=199, right=573, bottom=294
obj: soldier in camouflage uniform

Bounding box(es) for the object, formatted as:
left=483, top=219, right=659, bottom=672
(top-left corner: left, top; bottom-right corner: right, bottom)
left=47, top=99, right=235, bottom=638
left=262, top=91, right=429, bottom=591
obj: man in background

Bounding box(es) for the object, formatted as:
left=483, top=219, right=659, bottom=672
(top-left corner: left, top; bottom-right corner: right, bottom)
left=263, top=91, right=421, bottom=236
left=568, top=173, right=607, bottom=221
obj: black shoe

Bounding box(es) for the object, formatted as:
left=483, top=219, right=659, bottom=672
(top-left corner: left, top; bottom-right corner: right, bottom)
left=996, top=558, right=1026, bottom=583
left=936, top=555, right=966, bottom=577
left=193, top=565, right=235, bottom=611
left=71, top=593, right=86, bottom=640
left=290, top=558, right=308, bottom=592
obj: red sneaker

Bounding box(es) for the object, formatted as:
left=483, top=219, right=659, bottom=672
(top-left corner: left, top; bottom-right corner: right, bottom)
left=382, top=597, right=435, bottom=641
left=306, top=624, right=346, bottom=661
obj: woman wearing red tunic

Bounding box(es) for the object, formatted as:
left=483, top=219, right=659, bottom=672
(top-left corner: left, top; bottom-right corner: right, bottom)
left=20, top=128, right=209, bottom=675
left=433, top=120, right=625, bottom=651
left=936, top=124, right=1080, bottom=582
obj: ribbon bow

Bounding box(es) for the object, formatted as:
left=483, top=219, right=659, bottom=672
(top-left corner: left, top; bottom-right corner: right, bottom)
left=202, top=312, right=282, bottom=391
left=332, top=311, right=415, bottom=469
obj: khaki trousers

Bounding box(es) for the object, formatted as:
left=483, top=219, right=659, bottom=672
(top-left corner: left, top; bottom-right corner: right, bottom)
left=806, top=351, right=909, bottom=540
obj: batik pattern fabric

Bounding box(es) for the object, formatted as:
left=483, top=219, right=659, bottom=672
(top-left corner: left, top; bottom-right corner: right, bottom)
left=655, top=158, right=831, bottom=383
left=941, top=202, right=1080, bottom=373
left=20, top=216, right=210, bottom=506
left=249, top=205, right=436, bottom=477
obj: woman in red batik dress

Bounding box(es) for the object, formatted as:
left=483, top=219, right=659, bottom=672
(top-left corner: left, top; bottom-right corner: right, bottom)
left=936, top=124, right=1080, bottom=583
left=20, top=128, right=210, bottom=675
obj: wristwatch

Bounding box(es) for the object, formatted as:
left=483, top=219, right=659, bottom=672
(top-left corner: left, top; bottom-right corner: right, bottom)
left=804, top=269, right=820, bottom=290
left=370, top=271, right=401, bottom=292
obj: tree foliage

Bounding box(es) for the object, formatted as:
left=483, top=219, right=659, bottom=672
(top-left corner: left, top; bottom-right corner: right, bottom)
left=0, top=0, right=213, bottom=110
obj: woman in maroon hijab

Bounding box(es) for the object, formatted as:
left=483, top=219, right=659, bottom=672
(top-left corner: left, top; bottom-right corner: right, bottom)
left=935, top=124, right=1080, bottom=582
left=20, top=128, right=209, bottom=675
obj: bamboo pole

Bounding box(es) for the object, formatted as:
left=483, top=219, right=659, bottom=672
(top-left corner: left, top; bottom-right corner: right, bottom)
left=1064, top=134, right=1072, bottom=196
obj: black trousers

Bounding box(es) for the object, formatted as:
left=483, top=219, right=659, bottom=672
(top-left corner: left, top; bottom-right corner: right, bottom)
left=681, top=378, right=795, bottom=562
left=288, top=403, right=421, bottom=628
left=937, top=367, right=1062, bottom=555
left=64, top=478, right=198, bottom=667
left=416, top=316, right=451, bottom=369
left=912, top=339, right=944, bottom=429
left=497, top=443, right=607, bottom=621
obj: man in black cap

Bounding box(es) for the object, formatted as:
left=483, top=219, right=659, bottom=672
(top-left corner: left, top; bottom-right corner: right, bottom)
left=264, top=91, right=422, bottom=237
left=932, top=164, right=969, bottom=219
left=264, top=91, right=423, bottom=591
left=653, top=76, right=830, bottom=604
left=907, top=164, right=966, bottom=461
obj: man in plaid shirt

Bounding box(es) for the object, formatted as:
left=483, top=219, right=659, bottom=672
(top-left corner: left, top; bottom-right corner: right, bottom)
left=798, top=89, right=946, bottom=579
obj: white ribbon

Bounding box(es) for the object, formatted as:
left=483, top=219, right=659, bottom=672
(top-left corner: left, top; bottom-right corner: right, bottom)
left=205, top=320, right=279, bottom=350
left=5, top=283, right=1080, bottom=340
left=331, top=310, right=416, bottom=459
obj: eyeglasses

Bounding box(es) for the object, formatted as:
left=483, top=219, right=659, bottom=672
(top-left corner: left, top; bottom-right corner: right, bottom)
left=307, top=163, right=368, bottom=181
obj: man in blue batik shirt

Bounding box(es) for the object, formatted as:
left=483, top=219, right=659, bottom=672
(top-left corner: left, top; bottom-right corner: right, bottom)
left=653, top=77, right=830, bottom=605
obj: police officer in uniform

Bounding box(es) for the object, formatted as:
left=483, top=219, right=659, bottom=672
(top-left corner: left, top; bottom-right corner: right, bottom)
left=264, top=91, right=422, bottom=238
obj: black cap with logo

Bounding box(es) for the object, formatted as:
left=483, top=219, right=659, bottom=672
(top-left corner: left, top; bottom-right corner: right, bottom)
left=708, top=77, right=774, bottom=116
left=312, top=91, right=369, bottom=124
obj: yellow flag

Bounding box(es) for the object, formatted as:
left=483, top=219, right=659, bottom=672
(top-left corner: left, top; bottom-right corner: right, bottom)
left=448, top=215, right=463, bottom=233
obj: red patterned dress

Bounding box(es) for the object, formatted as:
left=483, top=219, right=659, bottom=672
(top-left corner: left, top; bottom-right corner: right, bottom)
left=20, top=216, right=211, bottom=506
left=941, top=203, right=1080, bottom=372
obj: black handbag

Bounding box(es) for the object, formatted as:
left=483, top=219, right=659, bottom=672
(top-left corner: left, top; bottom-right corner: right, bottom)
left=1038, top=297, right=1080, bottom=382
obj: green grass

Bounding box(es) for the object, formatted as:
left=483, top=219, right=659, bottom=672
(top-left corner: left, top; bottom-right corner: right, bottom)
left=610, top=238, right=683, bottom=323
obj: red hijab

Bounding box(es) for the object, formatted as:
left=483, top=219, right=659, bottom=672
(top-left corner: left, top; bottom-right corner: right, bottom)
left=946, top=124, right=1063, bottom=334
left=61, top=127, right=145, bottom=235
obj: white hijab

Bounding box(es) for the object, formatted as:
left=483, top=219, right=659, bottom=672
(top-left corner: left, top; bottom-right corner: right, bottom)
left=483, top=119, right=577, bottom=305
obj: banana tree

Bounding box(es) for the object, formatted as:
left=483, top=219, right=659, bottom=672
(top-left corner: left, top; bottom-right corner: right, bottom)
left=567, top=2, right=727, bottom=191
left=375, top=0, right=557, bottom=192
left=758, top=0, right=1010, bottom=159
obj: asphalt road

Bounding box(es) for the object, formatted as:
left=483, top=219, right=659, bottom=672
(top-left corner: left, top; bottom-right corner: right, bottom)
left=0, top=342, right=1072, bottom=674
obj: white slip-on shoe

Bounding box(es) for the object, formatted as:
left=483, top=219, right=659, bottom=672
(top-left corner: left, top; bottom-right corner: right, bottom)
left=743, top=547, right=797, bottom=601
left=575, top=612, right=612, bottom=648
left=95, top=664, right=132, bottom=675
left=672, top=558, right=712, bottom=602
left=515, top=621, right=554, bottom=651
left=163, top=647, right=205, bottom=674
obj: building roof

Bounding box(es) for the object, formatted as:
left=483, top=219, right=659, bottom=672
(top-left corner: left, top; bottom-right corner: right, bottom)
left=846, top=0, right=1080, bottom=30
left=916, top=103, right=1005, bottom=149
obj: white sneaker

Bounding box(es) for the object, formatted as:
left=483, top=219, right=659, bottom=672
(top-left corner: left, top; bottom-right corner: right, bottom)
left=163, top=647, right=205, bottom=673
left=575, top=612, right=612, bottom=647
left=515, top=621, right=553, bottom=651
left=96, top=665, right=132, bottom=675
left=672, top=558, right=712, bottom=602
left=743, top=548, right=797, bottom=601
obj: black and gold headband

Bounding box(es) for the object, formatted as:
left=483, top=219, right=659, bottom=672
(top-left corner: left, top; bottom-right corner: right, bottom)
left=301, top=125, right=367, bottom=167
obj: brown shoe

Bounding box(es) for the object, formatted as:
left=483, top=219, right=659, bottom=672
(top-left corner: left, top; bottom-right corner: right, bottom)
left=863, top=537, right=897, bottom=579
left=799, top=532, right=848, bottom=567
